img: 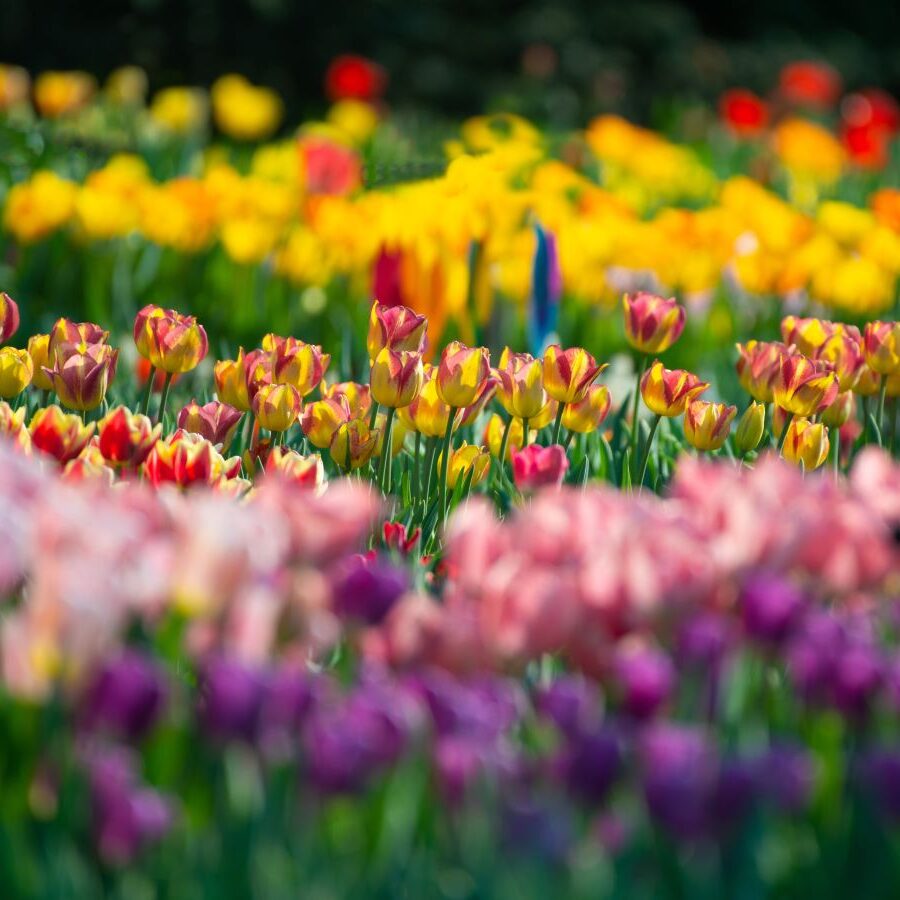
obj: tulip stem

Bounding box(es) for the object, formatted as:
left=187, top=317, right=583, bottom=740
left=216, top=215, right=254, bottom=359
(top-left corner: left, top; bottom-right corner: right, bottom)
left=629, top=356, right=648, bottom=479
left=777, top=413, right=794, bottom=455
left=413, top=431, right=422, bottom=498
left=378, top=406, right=396, bottom=495
left=141, top=365, right=156, bottom=417
left=832, top=429, right=841, bottom=480
left=522, top=417, right=530, bottom=446
left=877, top=381, right=888, bottom=447
left=438, top=408, right=456, bottom=525
left=497, top=415, right=513, bottom=468
left=423, top=436, right=439, bottom=500
left=636, top=414, right=661, bottom=489
left=551, top=402, right=565, bottom=444
left=156, top=372, right=174, bottom=426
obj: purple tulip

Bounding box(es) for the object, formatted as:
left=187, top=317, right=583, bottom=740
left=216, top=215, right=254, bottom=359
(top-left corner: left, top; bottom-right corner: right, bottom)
left=433, top=735, right=486, bottom=805
left=860, top=750, right=900, bottom=819
left=332, top=554, right=407, bottom=625
left=536, top=675, right=602, bottom=737
left=740, top=573, right=807, bottom=645
left=615, top=646, right=675, bottom=719
left=831, top=645, right=882, bottom=718
left=558, top=727, right=622, bottom=805
left=678, top=612, right=732, bottom=669
left=197, top=657, right=267, bottom=742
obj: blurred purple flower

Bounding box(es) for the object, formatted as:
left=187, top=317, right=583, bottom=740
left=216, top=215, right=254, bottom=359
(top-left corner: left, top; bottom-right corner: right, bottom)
left=678, top=612, right=732, bottom=669
left=197, top=657, right=268, bottom=742
left=615, top=645, right=675, bottom=719
left=755, top=746, right=814, bottom=813
left=558, top=727, right=622, bottom=805
left=536, top=675, right=602, bottom=737
left=332, top=554, right=407, bottom=625
left=740, top=573, right=807, bottom=645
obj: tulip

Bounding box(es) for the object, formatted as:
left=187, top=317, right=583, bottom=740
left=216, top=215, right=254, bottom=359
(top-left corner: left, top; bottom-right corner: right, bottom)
left=134, top=305, right=208, bottom=374
left=27, top=334, right=54, bottom=392
left=622, top=292, right=686, bottom=354
left=863, top=320, right=900, bottom=376
left=640, top=362, right=709, bottom=417
left=821, top=391, right=854, bottom=428
left=562, top=385, right=611, bottom=435
left=29, top=405, right=95, bottom=463
left=735, top=340, right=791, bottom=403
left=143, top=431, right=239, bottom=488
left=330, top=418, right=378, bottom=471
left=773, top=353, right=839, bottom=419
left=97, top=406, right=161, bottom=467
left=366, top=300, right=427, bottom=361
left=270, top=336, right=331, bottom=397
left=483, top=412, right=527, bottom=461
left=683, top=400, right=737, bottom=452
left=817, top=330, right=865, bottom=391
left=456, top=375, right=498, bottom=428
left=511, top=443, right=569, bottom=491
left=734, top=402, right=765, bottom=455
left=252, top=383, right=301, bottom=433
left=214, top=349, right=252, bottom=412
left=332, top=555, right=407, bottom=626
left=437, top=442, right=491, bottom=491
left=0, top=400, right=31, bottom=453
left=243, top=348, right=274, bottom=403
left=780, top=315, right=837, bottom=357
left=382, top=521, right=421, bottom=556
left=177, top=399, right=242, bottom=449
left=0, top=292, right=20, bottom=343
left=396, top=368, right=453, bottom=438
left=265, top=447, right=325, bottom=490
left=496, top=349, right=547, bottom=421
left=323, top=381, right=372, bottom=419
left=854, top=363, right=882, bottom=397
left=436, top=342, right=491, bottom=409
left=63, top=448, right=115, bottom=485
left=615, top=644, right=675, bottom=720
left=370, top=348, right=424, bottom=409
left=542, top=345, right=606, bottom=406
left=300, top=395, right=351, bottom=449
left=782, top=417, right=830, bottom=470
left=45, top=343, right=117, bottom=411
left=0, top=347, right=33, bottom=398
left=48, top=318, right=109, bottom=362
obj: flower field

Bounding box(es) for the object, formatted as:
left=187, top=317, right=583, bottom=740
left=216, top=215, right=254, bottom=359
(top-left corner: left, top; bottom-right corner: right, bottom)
left=0, top=55, right=898, bottom=897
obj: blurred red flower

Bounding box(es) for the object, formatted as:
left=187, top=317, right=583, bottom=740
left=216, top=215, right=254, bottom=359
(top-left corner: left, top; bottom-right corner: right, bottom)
left=719, top=89, right=769, bottom=137
left=778, top=61, right=842, bottom=109
left=325, top=55, right=386, bottom=102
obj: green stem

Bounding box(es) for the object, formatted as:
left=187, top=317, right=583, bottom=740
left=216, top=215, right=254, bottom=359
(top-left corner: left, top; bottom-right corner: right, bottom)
left=629, top=356, right=648, bottom=479
left=378, top=406, right=396, bottom=494
left=497, top=415, right=513, bottom=468
left=423, top=436, right=439, bottom=500
left=156, top=372, right=174, bottom=426
left=636, top=414, right=661, bottom=489
left=832, top=427, right=841, bottom=480
left=551, top=401, right=565, bottom=444
left=877, top=381, right=888, bottom=448
left=141, top=364, right=156, bottom=417
left=777, top=412, right=794, bottom=455
left=522, top=417, right=530, bottom=446
left=413, top=431, right=422, bottom=499
left=438, top=408, right=457, bottom=525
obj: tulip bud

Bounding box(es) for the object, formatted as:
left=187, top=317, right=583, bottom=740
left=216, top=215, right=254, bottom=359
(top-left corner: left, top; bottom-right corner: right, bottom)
left=367, top=301, right=427, bottom=361
left=177, top=399, right=242, bottom=449
left=382, top=521, right=421, bottom=556
left=97, top=406, right=161, bottom=467
left=561, top=384, right=611, bottom=434
left=437, top=442, right=490, bottom=490
left=323, top=381, right=371, bottom=419
left=863, top=320, right=900, bottom=376
left=214, top=349, right=252, bottom=412
left=29, top=405, right=95, bottom=463
left=370, top=347, right=424, bottom=408
left=496, top=349, right=547, bottom=419
left=0, top=292, right=20, bottom=343
left=0, top=346, right=33, bottom=398
left=134, top=305, right=208, bottom=374
left=46, top=343, right=117, bottom=411
left=300, top=395, right=351, bottom=449
left=27, top=334, right=54, bottom=391
left=734, top=402, right=765, bottom=454
left=542, top=345, right=606, bottom=405
left=330, top=419, right=378, bottom=470
left=510, top=443, right=569, bottom=491
left=623, top=292, right=685, bottom=354
left=640, top=361, right=709, bottom=417
left=436, top=341, right=491, bottom=408
left=782, top=417, right=829, bottom=470
left=683, top=400, right=737, bottom=452
left=252, top=383, right=301, bottom=432
left=773, top=353, right=839, bottom=417
left=270, top=336, right=331, bottom=396
left=821, top=391, right=854, bottom=429
left=265, top=447, right=325, bottom=489
left=483, top=412, right=526, bottom=460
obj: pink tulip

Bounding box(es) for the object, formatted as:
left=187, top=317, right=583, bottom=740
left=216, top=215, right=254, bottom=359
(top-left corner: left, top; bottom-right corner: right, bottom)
left=510, top=444, right=569, bottom=491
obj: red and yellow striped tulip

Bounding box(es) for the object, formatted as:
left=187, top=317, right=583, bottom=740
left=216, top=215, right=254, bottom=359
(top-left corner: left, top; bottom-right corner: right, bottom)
left=735, top=340, right=790, bottom=403
left=45, top=343, right=117, bottom=411
left=330, top=418, right=378, bottom=471
left=640, top=361, right=709, bottom=417
left=177, top=399, right=243, bottom=449
left=561, top=384, right=612, bottom=434
left=436, top=341, right=491, bottom=408
left=623, top=291, right=686, bottom=354
left=367, top=300, right=427, bottom=361
left=782, top=417, right=830, bottom=470
left=496, top=349, right=546, bottom=419
left=542, top=344, right=606, bottom=405
left=134, top=305, right=208, bottom=374
left=773, top=353, right=839, bottom=417
left=863, top=320, right=900, bottom=375
left=97, top=406, right=161, bottom=467
left=252, top=383, right=301, bottom=432
left=270, top=336, right=331, bottom=396
left=0, top=291, right=20, bottom=343
left=214, top=349, right=252, bottom=412
left=683, top=399, right=737, bottom=451
left=265, top=447, right=325, bottom=490
left=370, top=347, right=424, bottom=408
left=29, top=405, right=94, bottom=463
left=438, top=442, right=491, bottom=490
left=300, top=394, right=351, bottom=449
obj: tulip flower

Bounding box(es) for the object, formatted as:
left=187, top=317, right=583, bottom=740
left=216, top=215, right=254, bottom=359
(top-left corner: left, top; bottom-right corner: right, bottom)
left=0, top=400, right=31, bottom=453
left=265, top=447, right=325, bottom=490
left=456, top=375, right=498, bottom=428
left=782, top=417, right=830, bottom=470
left=330, top=418, right=378, bottom=471
left=436, top=342, right=491, bottom=409
left=252, top=383, right=301, bottom=434
left=27, top=334, right=54, bottom=392
left=270, top=336, right=331, bottom=397
left=0, top=291, right=20, bottom=343
left=735, top=341, right=791, bottom=403
left=370, top=348, right=424, bottom=409
left=780, top=315, right=837, bottom=357
left=177, top=399, right=243, bottom=449
left=143, top=431, right=239, bottom=488
left=214, top=349, right=252, bottom=412
left=29, top=404, right=95, bottom=463
left=510, top=443, right=569, bottom=491
left=63, top=445, right=115, bottom=485
left=773, top=354, right=839, bottom=419
left=0, top=347, right=33, bottom=398
left=863, top=320, right=900, bottom=376
left=97, top=406, right=161, bottom=467
left=622, top=292, right=686, bottom=355
left=323, top=381, right=372, bottom=419
left=640, top=362, right=709, bottom=417
left=45, top=343, right=118, bottom=411
left=243, top=348, right=275, bottom=403
left=300, top=395, right=351, bottom=449
left=366, top=301, right=427, bottom=361
left=48, top=318, right=108, bottom=361
left=821, top=391, right=854, bottom=428
left=734, top=402, right=765, bottom=455
left=483, top=412, right=527, bottom=461
left=683, top=400, right=737, bottom=452
left=437, top=442, right=491, bottom=491
left=382, top=521, right=421, bottom=556
left=562, top=385, right=612, bottom=435
left=543, top=344, right=607, bottom=442
left=817, top=330, right=865, bottom=392
left=396, top=366, right=454, bottom=438
left=496, top=349, right=547, bottom=423
left=854, top=363, right=882, bottom=398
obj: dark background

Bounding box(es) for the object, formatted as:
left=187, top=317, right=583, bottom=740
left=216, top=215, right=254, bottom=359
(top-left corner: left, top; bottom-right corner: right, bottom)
left=2, top=0, right=899, bottom=126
